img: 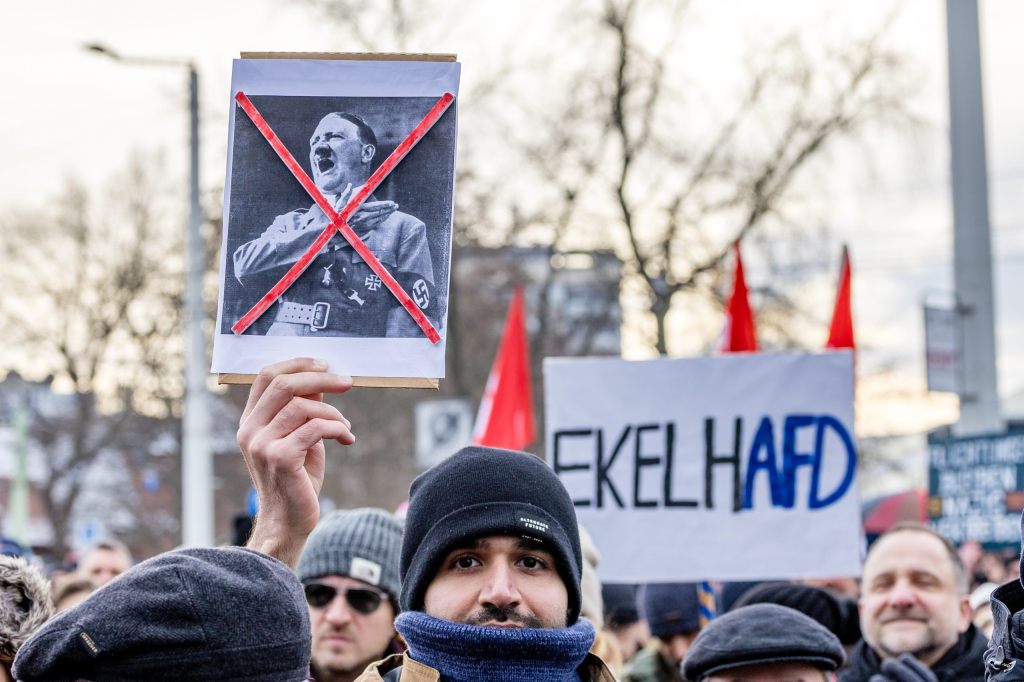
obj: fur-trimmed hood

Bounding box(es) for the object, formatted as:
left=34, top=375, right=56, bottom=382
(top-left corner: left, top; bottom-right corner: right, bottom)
left=0, top=555, right=52, bottom=663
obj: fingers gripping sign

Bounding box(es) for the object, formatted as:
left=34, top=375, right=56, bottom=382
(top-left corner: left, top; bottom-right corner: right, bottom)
left=239, top=357, right=355, bottom=568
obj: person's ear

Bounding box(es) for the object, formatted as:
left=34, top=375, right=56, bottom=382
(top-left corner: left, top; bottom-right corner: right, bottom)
left=361, top=143, right=376, bottom=164
left=957, top=594, right=972, bottom=633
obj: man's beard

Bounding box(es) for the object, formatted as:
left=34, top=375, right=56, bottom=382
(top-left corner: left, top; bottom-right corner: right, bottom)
left=463, top=603, right=544, bottom=629
left=874, top=615, right=942, bottom=660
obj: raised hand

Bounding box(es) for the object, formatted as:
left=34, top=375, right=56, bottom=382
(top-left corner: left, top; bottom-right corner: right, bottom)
left=348, top=199, right=398, bottom=234
left=238, top=357, right=355, bottom=568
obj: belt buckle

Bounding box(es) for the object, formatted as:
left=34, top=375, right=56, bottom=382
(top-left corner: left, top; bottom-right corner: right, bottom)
left=310, top=302, right=330, bottom=331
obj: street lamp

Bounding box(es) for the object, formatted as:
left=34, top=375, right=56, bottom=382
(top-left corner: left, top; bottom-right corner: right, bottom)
left=85, top=42, right=213, bottom=547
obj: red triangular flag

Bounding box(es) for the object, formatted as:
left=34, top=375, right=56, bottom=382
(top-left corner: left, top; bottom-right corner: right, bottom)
left=472, top=286, right=535, bottom=450
left=826, top=246, right=855, bottom=349
left=720, top=241, right=758, bottom=352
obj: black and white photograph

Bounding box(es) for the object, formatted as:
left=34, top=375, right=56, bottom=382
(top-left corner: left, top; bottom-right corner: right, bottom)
left=212, top=58, right=459, bottom=378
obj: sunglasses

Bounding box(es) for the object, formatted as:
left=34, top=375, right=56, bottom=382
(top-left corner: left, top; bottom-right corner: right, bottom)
left=303, top=582, right=388, bottom=615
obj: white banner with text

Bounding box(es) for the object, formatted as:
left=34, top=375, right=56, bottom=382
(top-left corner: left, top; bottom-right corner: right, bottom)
left=544, top=351, right=861, bottom=582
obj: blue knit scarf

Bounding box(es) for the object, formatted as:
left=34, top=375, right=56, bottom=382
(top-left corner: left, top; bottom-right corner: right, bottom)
left=394, top=611, right=595, bottom=682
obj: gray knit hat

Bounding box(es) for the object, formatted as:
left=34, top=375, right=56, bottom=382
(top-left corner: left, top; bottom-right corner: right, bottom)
left=0, top=556, right=52, bottom=665
left=297, top=508, right=403, bottom=603
left=12, top=547, right=310, bottom=682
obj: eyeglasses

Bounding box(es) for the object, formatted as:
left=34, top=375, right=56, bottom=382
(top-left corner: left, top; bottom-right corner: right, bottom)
left=303, top=582, right=388, bottom=614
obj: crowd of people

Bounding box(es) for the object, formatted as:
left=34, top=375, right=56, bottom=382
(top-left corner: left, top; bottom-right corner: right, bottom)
left=0, top=358, right=1023, bottom=681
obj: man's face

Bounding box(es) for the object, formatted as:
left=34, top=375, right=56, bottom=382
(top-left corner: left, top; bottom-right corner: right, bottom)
left=423, top=535, right=569, bottom=629
left=706, top=662, right=831, bottom=681
left=859, top=531, right=971, bottom=666
left=306, top=575, right=396, bottom=679
left=663, top=630, right=700, bottom=667
left=80, top=548, right=130, bottom=586
left=309, top=114, right=374, bottom=195
left=612, top=619, right=650, bottom=661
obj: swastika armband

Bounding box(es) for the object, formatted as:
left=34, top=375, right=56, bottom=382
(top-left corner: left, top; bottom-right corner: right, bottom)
left=396, top=271, right=435, bottom=315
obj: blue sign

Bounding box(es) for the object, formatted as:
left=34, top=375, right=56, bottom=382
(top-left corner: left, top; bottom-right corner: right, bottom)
left=929, top=431, right=1024, bottom=548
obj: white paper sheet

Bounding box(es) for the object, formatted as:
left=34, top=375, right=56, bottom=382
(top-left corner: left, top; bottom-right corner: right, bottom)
left=212, top=58, right=460, bottom=378
left=545, top=351, right=862, bottom=582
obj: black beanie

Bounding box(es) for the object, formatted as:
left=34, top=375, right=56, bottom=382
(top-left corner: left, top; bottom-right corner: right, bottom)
left=733, top=582, right=844, bottom=634
left=640, top=583, right=702, bottom=638
left=400, top=446, right=583, bottom=624
left=719, top=580, right=763, bottom=613
left=602, top=583, right=641, bottom=628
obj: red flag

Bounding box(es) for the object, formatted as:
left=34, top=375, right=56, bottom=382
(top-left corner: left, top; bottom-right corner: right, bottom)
left=472, top=286, right=535, bottom=450
left=826, top=246, right=855, bottom=349
left=720, top=241, right=758, bottom=352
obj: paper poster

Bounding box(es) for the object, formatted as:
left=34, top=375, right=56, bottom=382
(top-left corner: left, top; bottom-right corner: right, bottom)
left=212, top=57, right=460, bottom=378
left=545, top=351, right=861, bottom=582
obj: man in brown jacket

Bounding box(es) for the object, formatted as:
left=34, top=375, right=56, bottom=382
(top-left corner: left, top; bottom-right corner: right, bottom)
left=238, top=359, right=615, bottom=681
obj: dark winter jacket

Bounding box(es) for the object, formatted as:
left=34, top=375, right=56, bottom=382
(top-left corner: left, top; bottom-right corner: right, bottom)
left=985, top=579, right=1024, bottom=681
left=840, top=624, right=987, bottom=682
left=622, top=644, right=684, bottom=682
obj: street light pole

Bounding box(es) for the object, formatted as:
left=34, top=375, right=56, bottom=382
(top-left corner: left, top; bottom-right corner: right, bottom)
left=182, top=63, right=214, bottom=547
left=945, top=1, right=1003, bottom=436
left=85, top=44, right=213, bottom=546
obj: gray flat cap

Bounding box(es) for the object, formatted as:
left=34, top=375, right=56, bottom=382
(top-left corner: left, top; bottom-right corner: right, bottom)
left=683, top=603, right=845, bottom=681
left=13, top=547, right=310, bottom=681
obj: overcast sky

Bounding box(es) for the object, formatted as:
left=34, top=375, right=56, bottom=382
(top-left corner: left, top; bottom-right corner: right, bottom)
left=2, top=0, right=1022, bottom=444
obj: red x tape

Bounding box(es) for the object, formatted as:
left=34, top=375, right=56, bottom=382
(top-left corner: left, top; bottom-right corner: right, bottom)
left=230, top=91, right=455, bottom=343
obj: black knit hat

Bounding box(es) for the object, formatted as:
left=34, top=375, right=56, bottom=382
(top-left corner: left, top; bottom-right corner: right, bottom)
left=734, top=582, right=862, bottom=645
left=733, top=582, right=849, bottom=638
left=13, top=547, right=310, bottom=681
left=683, top=603, right=845, bottom=681
left=719, top=580, right=763, bottom=613
left=640, top=583, right=702, bottom=639
left=400, top=446, right=583, bottom=623
left=602, top=584, right=641, bottom=628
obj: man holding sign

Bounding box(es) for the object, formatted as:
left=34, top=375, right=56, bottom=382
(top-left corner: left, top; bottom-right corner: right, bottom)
left=239, top=359, right=616, bottom=681
left=233, top=112, right=436, bottom=338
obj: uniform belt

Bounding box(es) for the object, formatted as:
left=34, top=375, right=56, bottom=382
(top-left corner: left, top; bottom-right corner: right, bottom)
left=276, top=301, right=333, bottom=331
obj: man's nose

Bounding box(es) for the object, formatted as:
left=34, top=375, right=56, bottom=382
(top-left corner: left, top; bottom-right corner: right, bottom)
left=323, top=594, right=355, bottom=625
left=887, top=581, right=918, bottom=608
left=479, top=563, right=521, bottom=608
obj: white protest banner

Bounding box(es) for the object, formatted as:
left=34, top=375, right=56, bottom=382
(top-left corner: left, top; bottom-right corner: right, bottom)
left=544, top=351, right=860, bottom=583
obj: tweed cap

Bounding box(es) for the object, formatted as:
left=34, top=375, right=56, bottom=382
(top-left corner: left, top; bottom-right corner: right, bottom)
left=297, top=508, right=403, bottom=602
left=13, top=547, right=310, bottom=682
left=683, top=603, right=845, bottom=681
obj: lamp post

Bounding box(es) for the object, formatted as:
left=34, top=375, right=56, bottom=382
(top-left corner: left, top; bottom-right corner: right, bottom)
left=85, top=43, right=213, bottom=547
left=944, top=1, right=1003, bottom=436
